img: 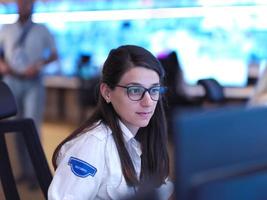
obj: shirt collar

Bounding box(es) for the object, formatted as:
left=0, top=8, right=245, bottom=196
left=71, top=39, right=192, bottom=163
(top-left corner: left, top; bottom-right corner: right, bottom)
left=119, top=120, right=135, bottom=143
left=119, top=120, right=142, bottom=157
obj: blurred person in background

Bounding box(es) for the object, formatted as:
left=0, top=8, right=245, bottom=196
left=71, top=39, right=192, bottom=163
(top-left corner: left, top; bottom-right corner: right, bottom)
left=248, top=62, right=267, bottom=107
left=48, top=45, right=173, bottom=200
left=0, top=0, right=58, bottom=189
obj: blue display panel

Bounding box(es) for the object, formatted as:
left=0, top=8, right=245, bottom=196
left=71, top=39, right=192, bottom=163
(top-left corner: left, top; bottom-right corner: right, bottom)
left=1, top=1, right=267, bottom=87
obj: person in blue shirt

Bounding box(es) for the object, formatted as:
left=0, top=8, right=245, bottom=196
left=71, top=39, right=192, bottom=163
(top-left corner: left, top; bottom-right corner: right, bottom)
left=0, top=0, right=58, bottom=189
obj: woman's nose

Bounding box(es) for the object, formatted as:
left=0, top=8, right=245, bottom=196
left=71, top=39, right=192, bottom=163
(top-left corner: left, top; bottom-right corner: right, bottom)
left=140, top=91, right=154, bottom=106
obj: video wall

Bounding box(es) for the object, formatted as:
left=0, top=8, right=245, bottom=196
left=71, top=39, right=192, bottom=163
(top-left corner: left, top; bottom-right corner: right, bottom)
left=1, top=0, right=267, bottom=87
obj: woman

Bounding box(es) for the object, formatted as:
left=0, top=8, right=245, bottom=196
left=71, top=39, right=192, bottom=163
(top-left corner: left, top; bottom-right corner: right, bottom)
left=48, top=45, right=173, bottom=200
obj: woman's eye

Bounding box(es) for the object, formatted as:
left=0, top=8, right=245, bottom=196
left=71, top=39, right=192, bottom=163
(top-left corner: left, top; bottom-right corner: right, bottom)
left=150, top=87, right=160, bottom=94
left=129, top=87, right=143, bottom=94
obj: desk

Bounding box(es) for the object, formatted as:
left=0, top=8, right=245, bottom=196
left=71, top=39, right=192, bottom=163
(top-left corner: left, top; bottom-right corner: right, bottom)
left=44, top=76, right=255, bottom=99
left=43, top=76, right=256, bottom=122
left=44, top=76, right=80, bottom=123
left=44, top=76, right=79, bottom=89
left=184, top=85, right=254, bottom=100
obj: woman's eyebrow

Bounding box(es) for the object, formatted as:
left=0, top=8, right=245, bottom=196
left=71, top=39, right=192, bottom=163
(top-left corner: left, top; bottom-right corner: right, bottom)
left=122, top=82, right=143, bottom=86
left=124, top=82, right=160, bottom=86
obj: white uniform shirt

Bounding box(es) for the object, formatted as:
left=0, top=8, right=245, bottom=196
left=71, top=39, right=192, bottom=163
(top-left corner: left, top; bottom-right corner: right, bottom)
left=48, top=121, right=173, bottom=200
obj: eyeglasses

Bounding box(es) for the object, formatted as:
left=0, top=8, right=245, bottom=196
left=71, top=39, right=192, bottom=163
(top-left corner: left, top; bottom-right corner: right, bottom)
left=115, top=85, right=166, bottom=101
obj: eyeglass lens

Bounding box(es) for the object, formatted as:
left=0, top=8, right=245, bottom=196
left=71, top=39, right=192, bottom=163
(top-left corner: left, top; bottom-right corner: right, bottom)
left=127, top=86, right=163, bottom=101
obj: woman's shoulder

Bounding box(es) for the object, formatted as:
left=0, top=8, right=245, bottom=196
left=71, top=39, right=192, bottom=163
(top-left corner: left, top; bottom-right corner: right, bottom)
left=57, top=122, right=113, bottom=164
left=70, top=121, right=111, bottom=142
left=88, top=121, right=113, bottom=140
left=60, top=122, right=112, bottom=153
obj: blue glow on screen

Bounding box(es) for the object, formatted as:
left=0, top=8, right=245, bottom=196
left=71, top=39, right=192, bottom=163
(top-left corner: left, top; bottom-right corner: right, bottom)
left=45, top=15, right=267, bottom=87
left=1, top=1, right=267, bottom=87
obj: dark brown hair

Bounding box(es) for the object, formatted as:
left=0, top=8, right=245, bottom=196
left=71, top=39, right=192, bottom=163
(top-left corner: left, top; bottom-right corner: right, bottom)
left=52, top=45, right=169, bottom=187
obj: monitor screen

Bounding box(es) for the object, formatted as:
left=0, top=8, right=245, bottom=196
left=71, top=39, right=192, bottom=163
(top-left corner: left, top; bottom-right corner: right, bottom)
left=39, top=8, right=267, bottom=87
left=173, top=106, right=267, bottom=200
left=1, top=2, right=267, bottom=87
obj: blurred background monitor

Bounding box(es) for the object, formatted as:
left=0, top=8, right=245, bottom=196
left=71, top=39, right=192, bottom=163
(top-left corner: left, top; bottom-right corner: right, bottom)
left=1, top=0, right=267, bottom=87
left=173, top=106, right=267, bottom=200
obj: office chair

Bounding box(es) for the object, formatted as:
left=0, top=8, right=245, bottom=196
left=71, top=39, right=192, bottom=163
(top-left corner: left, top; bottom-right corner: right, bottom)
left=0, top=80, right=17, bottom=120
left=158, top=51, right=193, bottom=107
left=0, top=80, right=52, bottom=200
left=158, top=51, right=199, bottom=138
left=76, top=53, right=100, bottom=121
left=197, top=78, right=225, bottom=104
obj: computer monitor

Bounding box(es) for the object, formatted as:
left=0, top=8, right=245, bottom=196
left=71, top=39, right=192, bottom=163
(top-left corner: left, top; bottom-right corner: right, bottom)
left=173, top=106, right=267, bottom=200
left=189, top=169, right=267, bottom=200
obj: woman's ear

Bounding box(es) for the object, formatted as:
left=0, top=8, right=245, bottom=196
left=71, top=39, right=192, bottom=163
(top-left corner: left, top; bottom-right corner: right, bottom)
left=100, top=83, right=111, bottom=103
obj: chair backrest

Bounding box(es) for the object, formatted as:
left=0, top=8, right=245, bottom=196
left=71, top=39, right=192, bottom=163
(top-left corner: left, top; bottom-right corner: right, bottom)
left=158, top=51, right=188, bottom=106
left=0, top=80, right=17, bottom=119
left=0, top=81, right=52, bottom=200
left=197, top=78, right=225, bottom=103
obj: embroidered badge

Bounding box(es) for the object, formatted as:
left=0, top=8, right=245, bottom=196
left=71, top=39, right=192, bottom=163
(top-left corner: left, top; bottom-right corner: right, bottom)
left=68, top=157, right=97, bottom=178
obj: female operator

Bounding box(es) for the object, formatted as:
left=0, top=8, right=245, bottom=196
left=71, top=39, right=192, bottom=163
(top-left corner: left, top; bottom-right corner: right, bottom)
left=48, top=45, right=173, bottom=200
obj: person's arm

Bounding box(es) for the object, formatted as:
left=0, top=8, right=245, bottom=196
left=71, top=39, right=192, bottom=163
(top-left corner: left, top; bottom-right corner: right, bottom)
left=248, top=65, right=267, bottom=106
left=0, top=28, right=9, bottom=75
left=23, top=51, right=58, bottom=78
left=0, top=59, right=9, bottom=74
left=157, top=178, right=174, bottom=200
left=0, top=58, right=18, bottom=76
left=24, top=24, right=59, bottom=78
left=48, top=133, right=105, bottom=200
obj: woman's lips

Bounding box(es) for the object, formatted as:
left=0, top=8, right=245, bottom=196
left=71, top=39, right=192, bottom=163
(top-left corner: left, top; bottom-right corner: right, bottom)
left=136, top=111, right=152, bottom=118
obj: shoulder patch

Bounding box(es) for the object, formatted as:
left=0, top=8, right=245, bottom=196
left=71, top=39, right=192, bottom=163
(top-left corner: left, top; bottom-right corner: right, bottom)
left=68, top=157, right=97, bottom=178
